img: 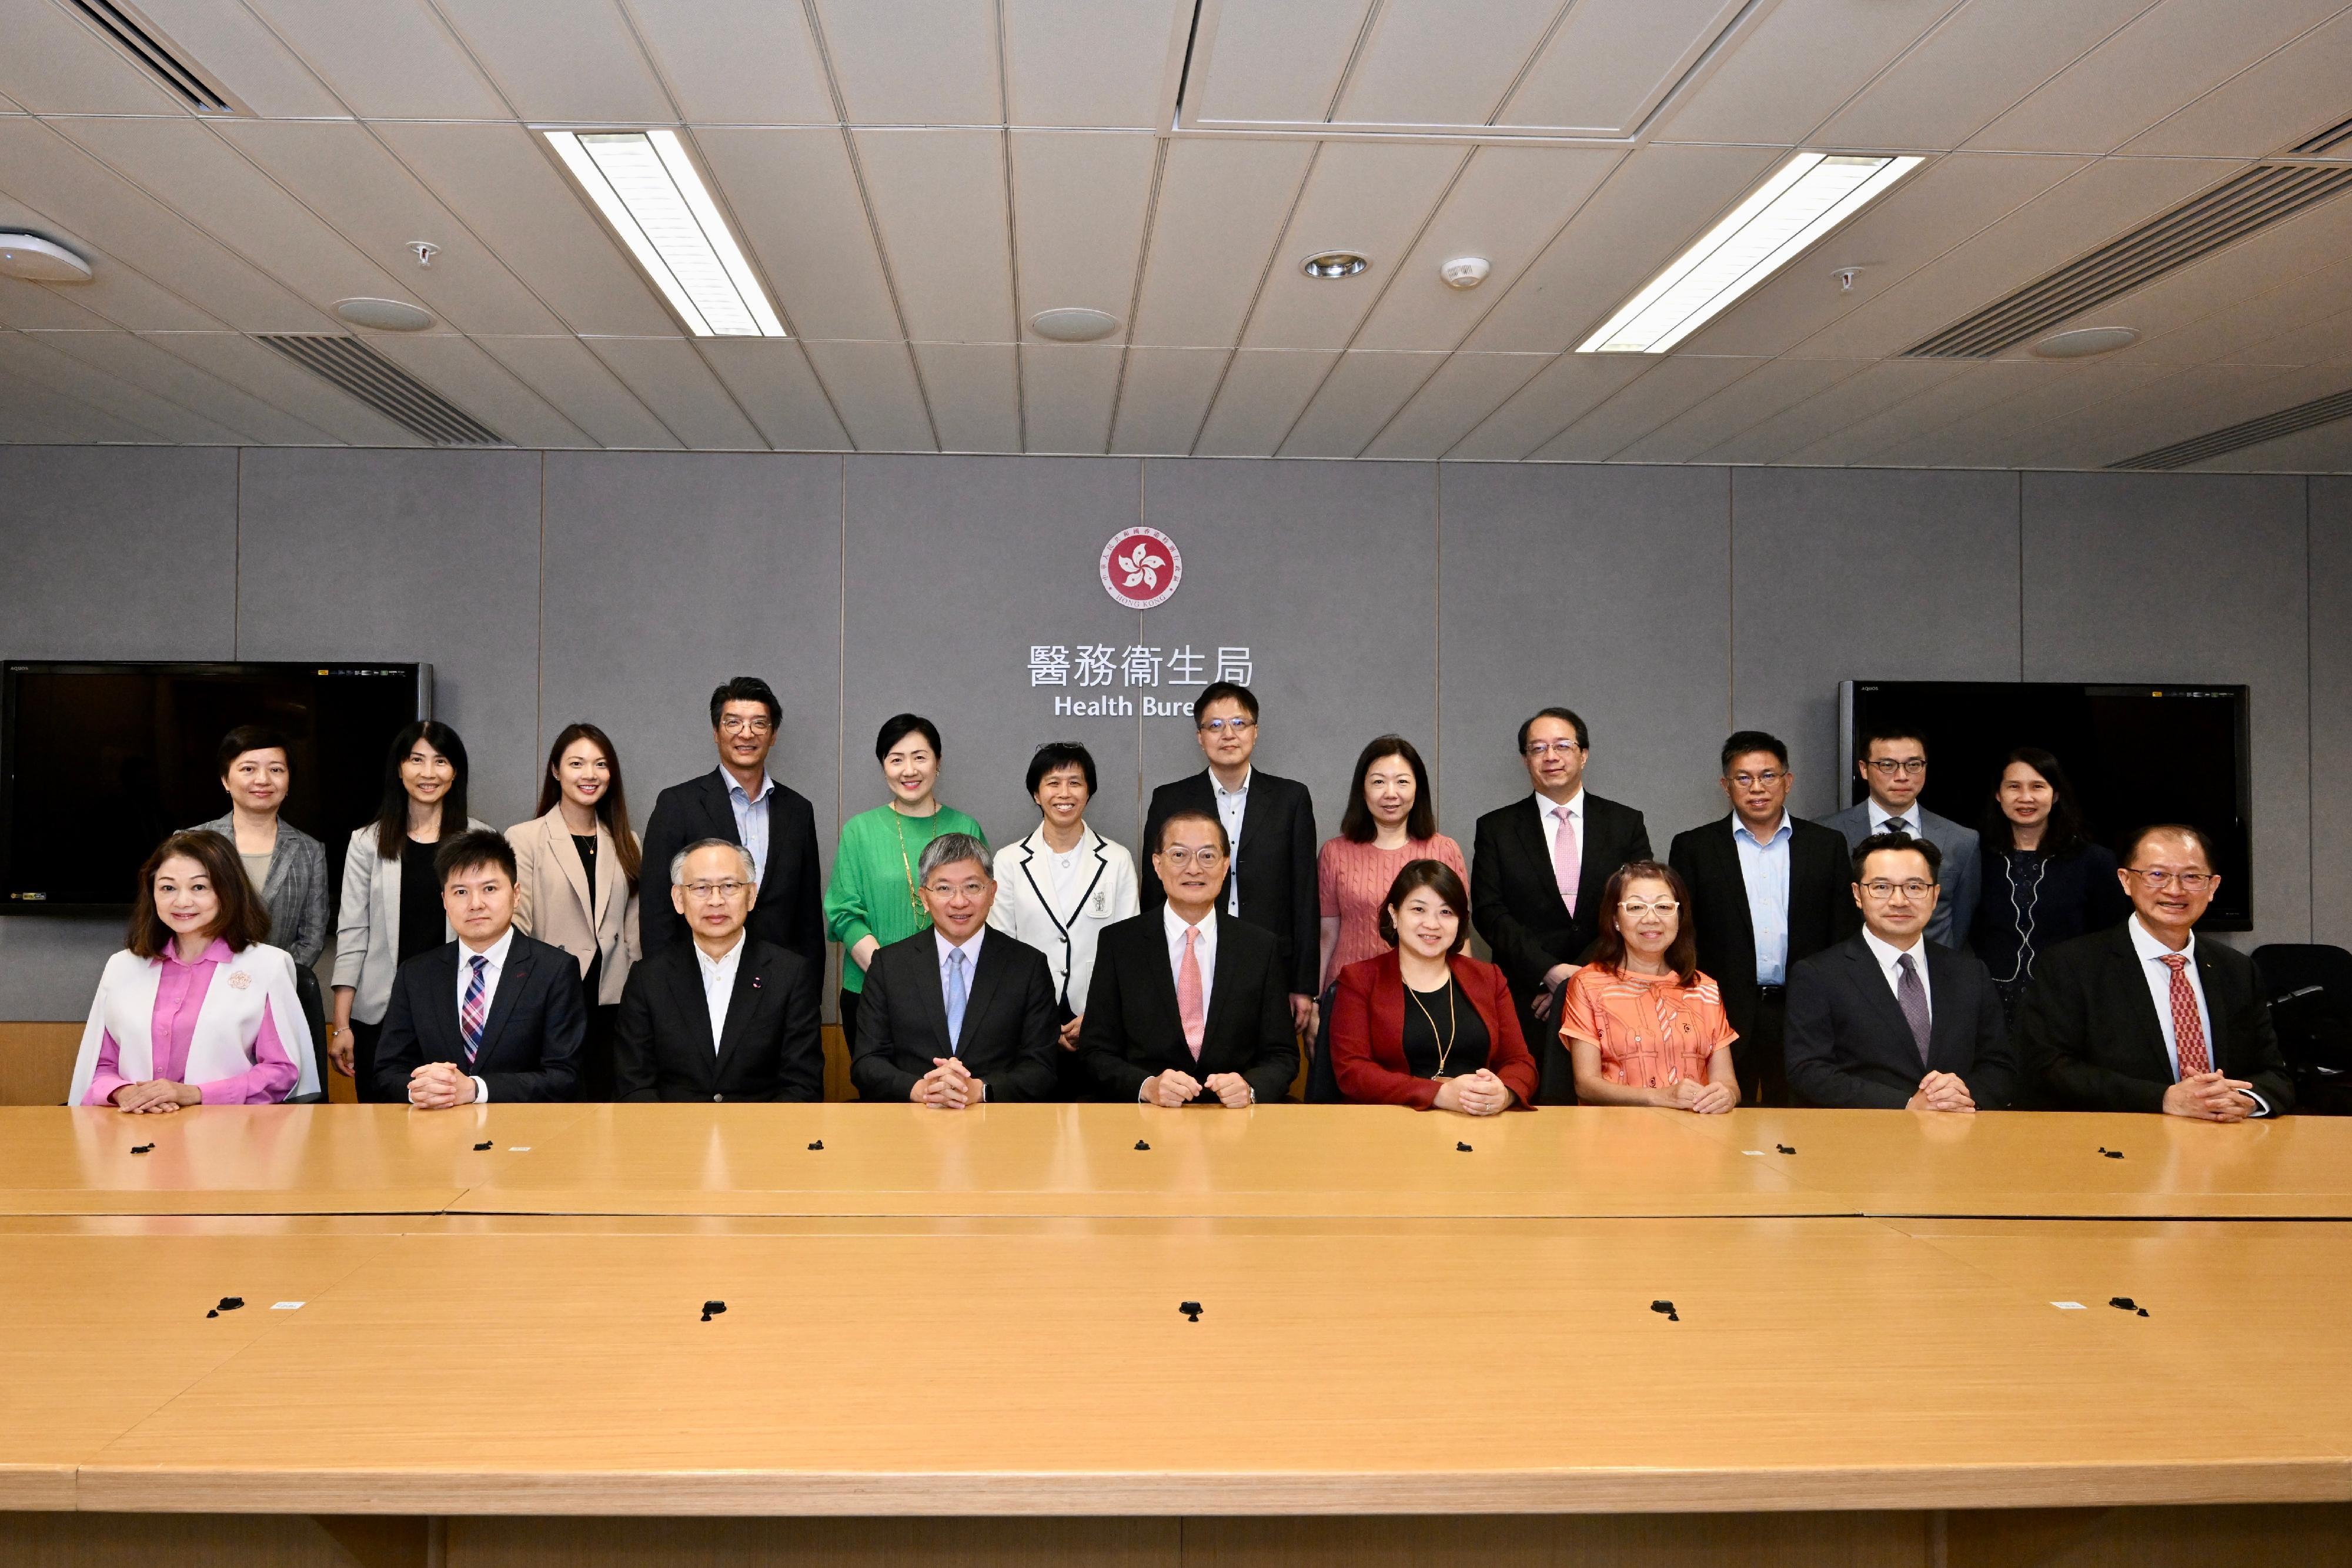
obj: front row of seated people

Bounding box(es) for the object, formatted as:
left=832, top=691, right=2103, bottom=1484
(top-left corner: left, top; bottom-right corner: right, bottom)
left=76, top=813, right=2291, bottom=1122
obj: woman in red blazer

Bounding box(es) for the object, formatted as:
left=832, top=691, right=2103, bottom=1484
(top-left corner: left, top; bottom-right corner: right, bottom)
left=1329, top=860, right=1536, bottom=1112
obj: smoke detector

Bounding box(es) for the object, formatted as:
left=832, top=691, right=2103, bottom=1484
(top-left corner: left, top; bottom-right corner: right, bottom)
left=1440, top=256, right=1490, bottom=289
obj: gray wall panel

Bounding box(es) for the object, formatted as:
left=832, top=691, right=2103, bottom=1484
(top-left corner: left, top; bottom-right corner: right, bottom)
left=1731, top=467, right=2022, bottom=821
left=2022, top=472, right=2311, bottom=947
left=2307, top=478, right=2348, bottom=947
left=1438, top=463, right=1730, bottom=855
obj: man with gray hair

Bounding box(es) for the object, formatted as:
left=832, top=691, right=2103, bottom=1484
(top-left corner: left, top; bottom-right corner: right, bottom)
left=849, top=831, right=1059, bottom=1106
left=612, top=837, right=823, bottom=1101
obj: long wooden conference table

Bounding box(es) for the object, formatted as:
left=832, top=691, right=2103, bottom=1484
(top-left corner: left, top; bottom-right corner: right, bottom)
left=3, top=1102, right=2348, bottom=1568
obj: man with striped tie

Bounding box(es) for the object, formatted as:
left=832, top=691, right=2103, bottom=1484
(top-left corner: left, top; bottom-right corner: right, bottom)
left=375, top=830, right=585, bottom=1106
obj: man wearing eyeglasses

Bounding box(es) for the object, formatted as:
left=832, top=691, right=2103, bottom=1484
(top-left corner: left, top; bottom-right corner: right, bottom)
left=2017, top=825, right=2292, bottom=1118
left=612, top=840, right=823, bottom=1102
left=1820, top=723, right=1979, bottom=948
left=1783, top=833, right=2014, bottom=1111
left=1141, top=681, right=1320, bottom=1041
left=638, top=676, right=825, bottom=971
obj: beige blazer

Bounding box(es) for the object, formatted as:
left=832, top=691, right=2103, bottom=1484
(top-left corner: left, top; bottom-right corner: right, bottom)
left=507, top=807, right=640, bottom=1006
left=332, top=817, right=493, bottom=1025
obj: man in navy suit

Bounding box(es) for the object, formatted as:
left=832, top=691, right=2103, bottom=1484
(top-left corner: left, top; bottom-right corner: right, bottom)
left=375, top=830, right=584, bottom=1105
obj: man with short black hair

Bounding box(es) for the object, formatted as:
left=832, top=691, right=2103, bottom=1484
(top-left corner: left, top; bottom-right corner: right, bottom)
left=1783, top=833, right=2014, bottom=1111
left=374, top=828, right=584, bottom=1105
left=639, top=676, right=824, bottom=969
left=1820, top=723, right=1978, bottom=945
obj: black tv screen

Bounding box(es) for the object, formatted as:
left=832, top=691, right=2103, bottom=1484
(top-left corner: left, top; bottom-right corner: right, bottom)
left=2, top=661, right=430, bottom=912
left=1840, top=681, right=2251, bottom=930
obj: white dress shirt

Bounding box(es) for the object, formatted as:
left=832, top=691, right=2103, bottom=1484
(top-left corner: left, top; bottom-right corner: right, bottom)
left=1733, top=812, right=1793, bottom=985
left=2124, top=916, right=2266, bottom=1113
left=725, top=768, right=776, bottom=880
left=693, top=931, right=746, bottom=1054
left=1211, top=768, right=1250, bottom=916
left=1859, top=925, right=1932, bottom=1021
left=448, top=925, right=515, bottom=1104
left=1870, top=800, right=1923, bottom=838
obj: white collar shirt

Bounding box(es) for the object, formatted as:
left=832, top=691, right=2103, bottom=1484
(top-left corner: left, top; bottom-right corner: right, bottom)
left=1210, top=770, right=1250, bottom=917
left=1859, top=924, right=1932, bottom=1020
left=450, top=925, right=516, bottom=1104
left=693, top=931, right=747, bottom=1054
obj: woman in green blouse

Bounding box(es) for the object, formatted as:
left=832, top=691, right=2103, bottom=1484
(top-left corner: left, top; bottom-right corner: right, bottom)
left=824, top=713, right=985, bottom=1050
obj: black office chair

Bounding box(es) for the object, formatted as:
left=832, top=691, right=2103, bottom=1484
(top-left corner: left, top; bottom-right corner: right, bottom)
left=1304, top=982, right=1344, bottom=1103
left=2251, top=944, right=2352, bottom=1116
left=286, top=965, right=330, bottom=1104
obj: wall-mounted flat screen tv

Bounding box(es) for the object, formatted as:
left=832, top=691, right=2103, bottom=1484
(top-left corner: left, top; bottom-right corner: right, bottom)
left=1839, top=681, right=2251, bottom=931
left=2, top=661, right=431, bottom=913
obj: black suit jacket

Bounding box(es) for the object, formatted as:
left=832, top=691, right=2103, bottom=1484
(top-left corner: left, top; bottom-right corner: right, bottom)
left=373, top=931, right=583, bottom=1102
left=639, top=768, right=824, bottom=971
left=612, top=937, right=823, bottom=1102
left=1783, top=934, right=2016, bottom=1109
left=1668, top=814, right=1861, bottom=1041
left=848, top=928, right=1059, bottom=1103
left=2016, top=924, right=2294, bottom=1115
left=1470, top=791, right=1652, bottom=1104
left=1140, top=770, right=1318, bottom=996
left=1078, top=910, right=1298, bottom=1105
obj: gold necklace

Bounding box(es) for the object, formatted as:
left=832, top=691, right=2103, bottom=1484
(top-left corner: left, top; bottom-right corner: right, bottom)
left=1406, top=972, right=1459, bottom=1079
left=888, top=808, right=924, bottom=915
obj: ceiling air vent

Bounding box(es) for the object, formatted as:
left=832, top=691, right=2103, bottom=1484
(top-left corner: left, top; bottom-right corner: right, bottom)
left=256, top=335, right=507, bottom=447
left=2288, top=113, right=2352, bottom=157
left=2109, top=383, right=2352, bottom=470
left=64, top=0, right=247, bottom=115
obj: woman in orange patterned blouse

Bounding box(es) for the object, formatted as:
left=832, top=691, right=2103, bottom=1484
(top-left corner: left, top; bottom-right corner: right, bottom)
left=1558, top=861, right=1739, bottom=1112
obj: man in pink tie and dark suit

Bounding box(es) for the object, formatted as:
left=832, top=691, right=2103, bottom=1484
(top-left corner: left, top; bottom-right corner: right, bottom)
left=1469, top=707, right=1653, bottom=1104
left=1078, top=809, right=1299, bottom=1106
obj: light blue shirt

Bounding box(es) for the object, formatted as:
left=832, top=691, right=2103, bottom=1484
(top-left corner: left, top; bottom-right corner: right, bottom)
left=724, top=769, right=776, bottom=879
left=1733, top=812, right=1793, bottom=985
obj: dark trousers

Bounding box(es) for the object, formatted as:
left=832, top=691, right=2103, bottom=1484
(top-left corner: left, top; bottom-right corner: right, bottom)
left=576, top=999, right=619, bottom=1102
left=838, top=989, right=860, bottom=1056
left=1735, top=988, right=1788, bottom=1107
left=349, top=1018, right=387, bottom=1103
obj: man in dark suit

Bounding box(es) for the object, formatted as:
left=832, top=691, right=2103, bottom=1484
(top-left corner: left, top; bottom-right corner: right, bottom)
left=375, top=830, right=583, bottom=1105
left=1669, top=731, right=1861, bottom=1105
left=639, top=676, right=824, bottom=971
left=1081, top=808, right=1298, bottom=1107
left=1141, top=681, right=1318, bottom=1035
left=850, top=832, right=1058, bottom=1106
left=2018, top=824, right=2293, bottom=1118
left=1470, top=706, right=1652, bottom=1104
left=1784, top=833, right=2015, bottom=1111
left=613, top=838, right=823, bottom=1102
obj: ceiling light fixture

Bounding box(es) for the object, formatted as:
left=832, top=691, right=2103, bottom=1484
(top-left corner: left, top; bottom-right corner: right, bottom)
left=1578, top=152, right=1923, bottom=354
left=335, top=297, right=435, bottom=332
left=1301, top=250, right=1369, bottom=280
left=0, top=233, right=93, bottom=283
left=1029, top=307, right=1120, bottom=342
left=544, top=128, right=786, bottom=337
left=2029, top=326, right=2139, bottom=360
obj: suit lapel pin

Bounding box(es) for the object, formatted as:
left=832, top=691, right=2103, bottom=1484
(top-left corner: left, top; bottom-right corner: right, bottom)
left=751, top=976, right=761, bottom=989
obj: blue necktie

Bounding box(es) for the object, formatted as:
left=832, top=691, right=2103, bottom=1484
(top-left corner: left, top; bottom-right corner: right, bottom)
left=460, top=955, right=488, bottom=1062
left=944, top=948, right=968, bottom=1054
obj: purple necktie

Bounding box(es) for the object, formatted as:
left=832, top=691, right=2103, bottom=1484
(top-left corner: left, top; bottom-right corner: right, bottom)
left=1895, top=952, right=1931, bottom=1065
left=461, top=954, right=488, bottom=1063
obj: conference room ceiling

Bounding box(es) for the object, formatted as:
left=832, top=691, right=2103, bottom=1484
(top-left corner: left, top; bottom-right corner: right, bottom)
left=2, top=0, right=2350, bottom=470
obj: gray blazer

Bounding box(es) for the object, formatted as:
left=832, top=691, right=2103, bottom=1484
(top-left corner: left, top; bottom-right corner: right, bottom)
left=186, top=813, right=330, bottom=969
left=1819, top=800, right=1980, bottom=949
left=332, top=817, right=493, bottom=1025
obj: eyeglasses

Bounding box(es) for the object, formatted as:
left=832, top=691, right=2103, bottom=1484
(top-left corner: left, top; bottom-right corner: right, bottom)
left=681, top=880, right=750, bottom=901
left=1158, top=848, right=1225, bottom=870
left=1728, top=771, right=1785, bottom=788
left=1617, top=900, right=1679, bottom=918
left=2124, top=868, right=2216, bottom=892
left=1523, top=741, right=1583, bottom=758
left=1859, top=879, right=1935, bottom=900
left=1865, top=758, right=1927, bottom=776
left=924, top=880, right=990, bottom=900
left=1198, top=717, right=1254, bottom=735
left=717, top=716, right=774, bottom=735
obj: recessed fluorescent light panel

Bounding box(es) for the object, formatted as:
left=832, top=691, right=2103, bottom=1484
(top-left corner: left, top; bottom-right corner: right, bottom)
left=545, top=128, right=786, bottom=337
left=1578, top=152, right=1923, bottom=355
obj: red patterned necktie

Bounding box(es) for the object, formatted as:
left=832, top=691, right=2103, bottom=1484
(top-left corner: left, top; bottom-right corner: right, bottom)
left=2161, top=954, right=2209, bottom=1076
left=460, top=954, right=488, bottom=1064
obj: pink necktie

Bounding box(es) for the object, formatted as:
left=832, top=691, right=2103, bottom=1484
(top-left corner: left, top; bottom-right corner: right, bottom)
left=1552, top=805, right=1580, bottom=915
left=2163, top=955, right=2210, bottom=1076
left=1177, top=925, right=1205, bottom=1061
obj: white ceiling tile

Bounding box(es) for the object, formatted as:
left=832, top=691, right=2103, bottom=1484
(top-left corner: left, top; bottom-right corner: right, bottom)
left=1331, top=0, right=1562, bottom=129
left=1109, top=345, right=1228, bottom=452
left=813, top=0, right=1001, bottom=125
left=1003, top=0, right=1178, bottom=129
left=1130, top=137, right=1316, bottom=346
left=0, top=369, right=159, bottom=443
left=582, top=337, right=766, bottom=448
left=1020, top=342, right=1122, bottom=453
left=1783, top=359, right=2040, bottom=465
left=1189, top=0, right=1373, bottom=126
left=1009, top=132, right=1157, bottom=333
left=1194, top=348, right=1338, bottom=456
left=474, top=335, right=681, bottom=448
left=697, top=339, right=852, bottom=451
left=0, top=118, right=328, bottom=332
left=0, top=189, right=218, bottom=330
left=363, top=333, right=594, bottom=449
left=911, top=341, right=1021, bottom=451
left=0, top=0, right=181, bottom=114
left=1700, top=357, right=1973, bottom=464
left=1612, top=357, right=1857, bottom=463
left=147, top=330, right=418, bottom=444
left=2124, top=8, right=2352, bottom=156
left=1502, top=0, right=1753, bottom=135
left=2234, top=293, right=2352, bottom=367
left=1443, top=352, right=1652, bottom=459
left=213, top=120, right=564, bottom=335
left=432, top=0, right=675, bottom=124
left=32, top=329, right=336, bottom=443
left=2087, top=196, right=2352, bottom=365
left=1461, top=142, right=1783, bottom=355
left=2018, top=361, right=2327, bottom=468
left=119, top=0, right=346, bottom=116
left=1818, top=0, right=2159, bottom=152
left=1363, top=352, right=1548, bottom=458
left=1353, top=145, right=1620, bottom=352
left=853, top=130, right=1014, bottom=342
left=240, top=0, right=509, bottom=119
left=1530, top=355, right=1763, bottom=461
left=799, top=338, right=938, bottom=450
left=371, top=121, right=680, bottom=336
left=0, top=331, right=256, bottom=443
left=696, top=128, right=902, bottom=339
left=1966, top=0, right=2344, bottom=154
left=624, top=0, right=834, bottom=123
left=1865, top=357, right=2165, bottom=466
left=0, top=273, right=121, bottom=330
left=1651, top=0, right=1951, bottom=146
left=1278, top=350, right=1443, bottom=456
left=1240, top=141, right=1466, bottom=350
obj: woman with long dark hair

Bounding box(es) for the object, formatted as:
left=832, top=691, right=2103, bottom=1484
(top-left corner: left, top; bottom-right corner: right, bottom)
left=328, top=721, right=489, bottom=1098
left=1315, top=735, right=1466, bottom=991
left=1559, top=860, right=1738, bottom=1112
left=509, top=723, right=642, bottom=1099
left=1972, top=747, right=2130, bottom=1018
